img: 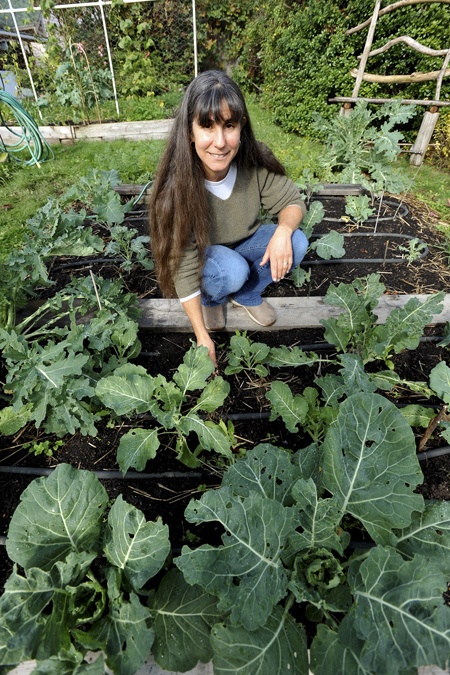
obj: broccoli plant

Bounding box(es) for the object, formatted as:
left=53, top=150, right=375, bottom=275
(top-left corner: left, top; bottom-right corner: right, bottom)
left=0, top=275, right=141, bottom=437
left=320, top=273, right=444, bottom=367
left=172, top=396, right=450, bottom=674
left=96, top=344, right=235, bottom=471
left=0, top=464, right=172, bottom=675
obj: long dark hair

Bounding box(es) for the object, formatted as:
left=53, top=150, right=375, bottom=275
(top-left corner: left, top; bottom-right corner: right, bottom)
left=149, top=70, right=286, bottom=297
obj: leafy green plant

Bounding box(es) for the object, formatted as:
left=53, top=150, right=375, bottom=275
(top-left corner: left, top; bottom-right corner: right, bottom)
left=398, top=236, right=428, bottom=264
left=344, top=194, right=375, bottom=227
left=104, top=225, right=153, bottom=273
left=0, top=168, right=131, bottom=331
left=96, top=344, right=235, bottom=471
left=289, top=265, right=311, bottom=289
left=3, top=402, right=449, bottom=674
left=320, top=273, right=444, bottom=367
left=309, top=230, right=345, bottom=261
left=224, top=331, right=271, bottom=377
left=312, top=101, right=416, bottom=200
left=47, top=42, right=113, bottom=124
left=172, top=402, right=450, bottom=674
left=23, top=439, right=64, bottom=457
left=0, top=463, right=172, bottom=675
left=0, top=275, right=141, bottom=437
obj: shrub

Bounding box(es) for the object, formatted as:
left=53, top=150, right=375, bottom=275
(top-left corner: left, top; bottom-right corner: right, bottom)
left=232, top=0, right=450, bottom=138
left=430, top=109, right=450, bottom=170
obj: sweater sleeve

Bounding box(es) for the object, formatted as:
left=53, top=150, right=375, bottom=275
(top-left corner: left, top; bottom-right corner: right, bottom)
left=258, top=168, right=307, bottom=218
left=173, top=241, right=201, bottom=300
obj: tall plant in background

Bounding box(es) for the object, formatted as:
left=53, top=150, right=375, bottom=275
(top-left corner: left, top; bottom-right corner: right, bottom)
left=51, top=41, right=112, bottom=123
left=311, top=100, right=416, bottom=224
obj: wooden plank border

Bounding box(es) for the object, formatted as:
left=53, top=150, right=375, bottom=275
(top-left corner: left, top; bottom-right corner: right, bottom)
left=137, top=294, right=450, bottom=332
left=0, top=119, right=174, bottom=146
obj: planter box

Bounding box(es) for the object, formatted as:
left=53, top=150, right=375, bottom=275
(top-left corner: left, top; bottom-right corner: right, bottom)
left=0, top=119, right=174, bottom=146
left=136, top=294, right=450, bottom=332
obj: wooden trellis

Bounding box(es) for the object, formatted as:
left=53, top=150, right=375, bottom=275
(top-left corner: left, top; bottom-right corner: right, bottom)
left=329, top=0, right=450, bottom=166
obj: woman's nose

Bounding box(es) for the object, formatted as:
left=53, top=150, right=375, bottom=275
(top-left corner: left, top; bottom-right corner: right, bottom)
left=213, top=126, right=226, bottom=147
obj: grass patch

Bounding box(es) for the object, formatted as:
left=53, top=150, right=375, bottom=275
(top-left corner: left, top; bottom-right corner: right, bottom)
left=247, top=99, right=322, bottom=181
left=0, top=139, right=166, bottom=257
left=1, top=98, right=450, bottom=259
left=402, top=159, right=450, bottom=226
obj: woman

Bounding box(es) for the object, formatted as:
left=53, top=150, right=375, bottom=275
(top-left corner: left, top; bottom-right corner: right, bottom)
left=149, top=70, right=308, bottom=367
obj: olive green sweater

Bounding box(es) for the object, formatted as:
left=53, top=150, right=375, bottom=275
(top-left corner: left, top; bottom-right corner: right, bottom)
left=173, top=165, right=307, bottom=299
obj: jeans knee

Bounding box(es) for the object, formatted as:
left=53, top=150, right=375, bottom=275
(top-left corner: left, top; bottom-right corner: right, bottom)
left=202, top=247, right=249, bottom=300
left=292, top=228, right=309, bottom=266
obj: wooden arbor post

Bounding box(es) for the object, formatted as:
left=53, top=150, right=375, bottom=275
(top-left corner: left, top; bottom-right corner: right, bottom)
left=410, top=48, right=450, bottom=165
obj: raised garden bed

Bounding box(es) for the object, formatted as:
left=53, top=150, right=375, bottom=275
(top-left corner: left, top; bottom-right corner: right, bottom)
left=1, top=188, right=450, bottom=675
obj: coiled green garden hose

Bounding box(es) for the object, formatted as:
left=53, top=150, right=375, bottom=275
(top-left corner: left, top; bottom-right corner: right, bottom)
left=0, top=89, right=53, bottom=167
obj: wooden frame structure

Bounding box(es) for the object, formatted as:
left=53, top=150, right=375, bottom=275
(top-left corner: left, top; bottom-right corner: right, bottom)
left=329, top=0, right=450, bottom=166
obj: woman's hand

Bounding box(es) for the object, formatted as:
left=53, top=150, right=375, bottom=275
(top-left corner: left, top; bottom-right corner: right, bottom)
left=260, top=224, right=293, bottom=281
left=260, top=205, right=304, bottom=281
left=197, top=333, right=217, bottom=369
left=181, top=294, right=218, bottom=369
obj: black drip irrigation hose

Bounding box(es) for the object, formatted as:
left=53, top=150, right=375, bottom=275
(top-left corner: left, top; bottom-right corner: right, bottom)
left=1, top=434, right=448, bottom=550
left=0, top=466, right=203, bottom=480
left=416, top=446, right=450, bottom=462
left=305, top=232, right=428, bottom=266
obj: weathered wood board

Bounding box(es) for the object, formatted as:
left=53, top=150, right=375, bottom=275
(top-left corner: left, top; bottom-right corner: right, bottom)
left=0, top=119, right=174, bottom=146
left=137, top=294, right=450, bottom=332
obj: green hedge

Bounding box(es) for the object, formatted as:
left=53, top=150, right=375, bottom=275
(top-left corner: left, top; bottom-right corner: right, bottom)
left=219, top=0, right=450, bottom=137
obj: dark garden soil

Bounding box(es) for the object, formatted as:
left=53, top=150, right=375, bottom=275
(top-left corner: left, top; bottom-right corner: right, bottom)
left=1, top=192, right=450, bottom=589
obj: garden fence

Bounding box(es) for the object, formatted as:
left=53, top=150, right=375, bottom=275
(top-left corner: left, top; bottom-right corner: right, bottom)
left=0, top=0, right=198, bottom=118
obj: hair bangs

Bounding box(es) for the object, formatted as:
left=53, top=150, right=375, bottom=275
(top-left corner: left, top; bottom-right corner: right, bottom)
left=194, top=85, right=246, bottom=127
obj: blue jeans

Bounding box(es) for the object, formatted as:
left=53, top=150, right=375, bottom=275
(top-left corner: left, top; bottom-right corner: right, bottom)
left=201, top=224, right=308, bottom=307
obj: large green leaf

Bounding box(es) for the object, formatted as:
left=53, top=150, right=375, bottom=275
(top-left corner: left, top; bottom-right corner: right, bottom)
left=267, top=345, right=320, bottom=368
left=6, top=464, right=109, bottom=570
left=172, top=344, right=215, bottom=394
left=0, top=404, right=32, bottom=435
left=222, top=443, right=303, bottom=505
left=116, top=427, right=160, bottom=474
left=429, top=360, right=450, bottom=404
left=322, top=393, right=424, bottom=545
left=150, top=568, right=222, bottom=671
left=194, top=375, right=230, bottom=412
left=266, top=381, right=309, bottom=433
left=175, top=488, right=294, bottom=630
left=289, top=478, right=350, bottom=555
left=95, top=363, right=156, bottom=415
left=104, top=495, right=170, bottom=592
left=30, top=652, right=105, bottom=674
left=211, top=605, right=309, bottom=675
left=310, top=624, right=373, bottom=675
left=93, top=192, right=126, bottom=224
left=74, top=592, right=154, bottom=675
left=346, top=547, right=450, bottom=674
left=178, top=414, right=233, bottom=459
left=310, top=230, right=345, bottom=260
left=395, top=500, right=450, bottom=573
left=0, top=552, right=96, bottom=666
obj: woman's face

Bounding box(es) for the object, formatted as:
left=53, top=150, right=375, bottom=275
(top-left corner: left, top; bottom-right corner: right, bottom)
left=191, top=103, right=242, bottom=182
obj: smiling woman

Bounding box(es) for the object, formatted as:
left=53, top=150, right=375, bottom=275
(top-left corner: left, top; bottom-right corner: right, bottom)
left=149, top=70, right=309, bottom=367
